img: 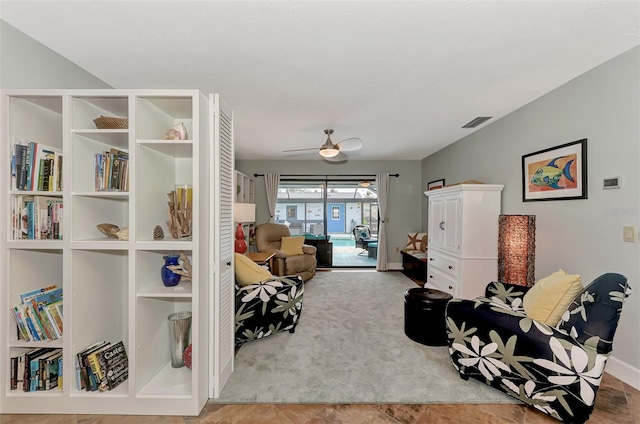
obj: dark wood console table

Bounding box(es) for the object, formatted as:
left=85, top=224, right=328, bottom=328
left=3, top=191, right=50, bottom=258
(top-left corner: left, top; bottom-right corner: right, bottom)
left=401, top=251, right=427, bottom=283
left=304, top=237, right=333, bottom=268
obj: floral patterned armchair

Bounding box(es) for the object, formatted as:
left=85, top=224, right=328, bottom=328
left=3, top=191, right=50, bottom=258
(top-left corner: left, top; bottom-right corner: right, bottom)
left=445, top=273, right=631, bottom=424
left=235, top=275, right=304, bottom=346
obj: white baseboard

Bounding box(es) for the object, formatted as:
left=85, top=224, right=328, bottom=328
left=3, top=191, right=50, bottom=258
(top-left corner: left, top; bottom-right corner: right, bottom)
left=606, top=355, right=640, bottom=390
left=388, top=262, right=402, bottom=271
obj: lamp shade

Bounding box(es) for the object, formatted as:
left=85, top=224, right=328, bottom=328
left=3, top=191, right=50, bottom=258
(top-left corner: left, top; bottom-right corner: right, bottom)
left=233, top=203, right=255, bottom=223
left=319, top=147, right=339, bottom=158
left=498, top=215, right=536, bottom=287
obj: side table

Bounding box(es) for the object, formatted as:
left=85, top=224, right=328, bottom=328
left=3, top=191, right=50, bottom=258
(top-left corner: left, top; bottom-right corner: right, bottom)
left=246, top=252, right=275, bottom=273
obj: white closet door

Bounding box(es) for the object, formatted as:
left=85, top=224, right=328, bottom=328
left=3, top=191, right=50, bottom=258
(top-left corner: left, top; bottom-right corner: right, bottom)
left=210, top=94, right=235, bottom=398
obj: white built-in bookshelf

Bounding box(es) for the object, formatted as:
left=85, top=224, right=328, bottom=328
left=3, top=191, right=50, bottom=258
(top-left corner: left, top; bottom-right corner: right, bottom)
left=0, top=90, right=235, bottom=415
left=234, top=170, right=255, bottom=203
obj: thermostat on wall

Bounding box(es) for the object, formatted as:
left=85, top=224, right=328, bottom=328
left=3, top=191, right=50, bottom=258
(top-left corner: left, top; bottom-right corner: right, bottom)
left=603, top=176, right=621, bottom=189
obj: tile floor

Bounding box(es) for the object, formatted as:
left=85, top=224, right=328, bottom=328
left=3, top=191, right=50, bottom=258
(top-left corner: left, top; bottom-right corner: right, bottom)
left=1, top=372, right=637, bottom=423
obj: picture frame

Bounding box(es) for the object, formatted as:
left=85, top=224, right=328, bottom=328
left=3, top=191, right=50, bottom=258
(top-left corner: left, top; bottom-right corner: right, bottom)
left=427, top=179, right=445, bottom=191
left=522, top=139, right=587, bottom=202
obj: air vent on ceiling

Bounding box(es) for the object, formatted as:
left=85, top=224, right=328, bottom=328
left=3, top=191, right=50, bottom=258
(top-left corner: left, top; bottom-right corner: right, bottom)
left=462, top=116, right=492, bottom=128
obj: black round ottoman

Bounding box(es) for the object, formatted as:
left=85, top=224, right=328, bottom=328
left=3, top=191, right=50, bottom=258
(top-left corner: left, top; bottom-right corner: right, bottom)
left=404, top=287, right=453, bottom=346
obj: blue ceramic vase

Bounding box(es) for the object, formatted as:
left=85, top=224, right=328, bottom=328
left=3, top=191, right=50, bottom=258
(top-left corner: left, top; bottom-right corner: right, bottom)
left=161, top=255, right=182, bottom=287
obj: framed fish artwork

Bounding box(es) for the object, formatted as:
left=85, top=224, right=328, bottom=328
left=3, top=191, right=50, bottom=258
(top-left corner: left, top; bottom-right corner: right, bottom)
left=522, top=139, right=587, bottom=202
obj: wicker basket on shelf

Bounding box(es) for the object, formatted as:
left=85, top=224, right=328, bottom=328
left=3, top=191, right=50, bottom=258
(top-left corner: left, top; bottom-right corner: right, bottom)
left=93, top=115, right=129, bottom=129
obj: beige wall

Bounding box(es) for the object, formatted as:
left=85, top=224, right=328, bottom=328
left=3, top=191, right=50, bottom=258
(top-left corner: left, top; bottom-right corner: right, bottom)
left=421, top=46, right=640, bottom=388
left=1, top=20, right=111, bottom=89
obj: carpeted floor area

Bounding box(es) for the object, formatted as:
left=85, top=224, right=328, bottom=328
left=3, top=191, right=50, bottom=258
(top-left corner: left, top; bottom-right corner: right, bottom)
left=213, top=270, right=517, bottom=404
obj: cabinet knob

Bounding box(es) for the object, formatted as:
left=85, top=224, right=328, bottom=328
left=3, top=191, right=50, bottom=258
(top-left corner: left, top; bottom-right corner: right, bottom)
left=226, top=261, right=231, bottom=266
left=429, top=258, right=434, bottom=261
left=448, top=286, right=453, bottom=290
left=429, top=275, right=434, bottom=279
left=439, top=221, right=445, bottom=230
left=448, top=265, right=453, bottom=269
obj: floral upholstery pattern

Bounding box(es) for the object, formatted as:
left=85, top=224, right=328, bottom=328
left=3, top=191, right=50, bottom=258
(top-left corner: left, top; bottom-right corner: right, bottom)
left=446, top=273, right=631, bottom=424
left=235, top=275, right=304, bottom=346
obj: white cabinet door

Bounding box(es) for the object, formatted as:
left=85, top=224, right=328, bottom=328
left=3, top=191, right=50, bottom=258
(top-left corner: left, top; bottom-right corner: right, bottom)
left=442, top=195, right=460, bottom=253
left=428, top=197, right=444, bottom=248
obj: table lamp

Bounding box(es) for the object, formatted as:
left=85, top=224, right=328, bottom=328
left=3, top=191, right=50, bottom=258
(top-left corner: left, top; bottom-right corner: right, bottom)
left=234, top=203, right=255, bottom=254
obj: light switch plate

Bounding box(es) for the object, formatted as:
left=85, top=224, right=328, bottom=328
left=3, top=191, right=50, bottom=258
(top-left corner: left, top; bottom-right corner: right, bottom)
left=623, top=226, right=635, bottom=242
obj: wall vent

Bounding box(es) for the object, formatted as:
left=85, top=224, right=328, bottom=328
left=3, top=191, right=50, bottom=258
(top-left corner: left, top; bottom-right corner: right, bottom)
left=462, top=116, right=492, bottom=128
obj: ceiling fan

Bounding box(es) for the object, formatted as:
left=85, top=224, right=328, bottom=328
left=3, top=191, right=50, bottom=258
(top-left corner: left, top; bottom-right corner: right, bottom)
left=283, top=129, right=363, bottom=161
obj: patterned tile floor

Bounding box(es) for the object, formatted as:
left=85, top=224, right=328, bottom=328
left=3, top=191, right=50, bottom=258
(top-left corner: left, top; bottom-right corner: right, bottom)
left=1, top=372, right=637, bottom=423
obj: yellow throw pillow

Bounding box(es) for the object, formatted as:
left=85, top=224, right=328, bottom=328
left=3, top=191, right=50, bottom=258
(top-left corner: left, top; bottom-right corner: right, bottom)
left=523, top=269, right=583, bottom=326
left=234, top=253, right=272, bottom=286
left=280, top=236, right=305, bottom=256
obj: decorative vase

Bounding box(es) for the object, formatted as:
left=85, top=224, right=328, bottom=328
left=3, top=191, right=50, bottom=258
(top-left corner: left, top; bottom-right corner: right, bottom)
left=161, top=255, right=182, bottom=287
left=168, top=311, right=192, bottom=368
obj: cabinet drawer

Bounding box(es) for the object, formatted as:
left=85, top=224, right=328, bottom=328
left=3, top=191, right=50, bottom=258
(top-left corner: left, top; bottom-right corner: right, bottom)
left=428, top=250, right=459, bottom=278
left=426, top=268, right=457, bottom=297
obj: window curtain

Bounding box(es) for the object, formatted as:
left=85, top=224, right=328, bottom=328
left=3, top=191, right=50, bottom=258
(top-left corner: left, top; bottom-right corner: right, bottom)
left=265, top=173, right=280, bottom=223
left=376, top=172, right=389, bottom=271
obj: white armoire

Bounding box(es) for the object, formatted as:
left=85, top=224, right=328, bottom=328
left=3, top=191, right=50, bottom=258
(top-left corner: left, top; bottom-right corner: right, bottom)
left=0, top=89, right=235, bottom=415
left=424, top=184, right=504, bottom=299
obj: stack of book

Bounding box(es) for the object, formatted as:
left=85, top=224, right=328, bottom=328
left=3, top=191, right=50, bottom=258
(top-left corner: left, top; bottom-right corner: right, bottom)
left=10, top=347, right=62, bottom=391
left=12, top=285, right=63, bottom=341
left=11, top=139, right=63, bottom=192
left=10, top=195, right=63, bottom=240
left=76, top=341, right=128, bottom=392
left=94, top=149, right=129, bottom=191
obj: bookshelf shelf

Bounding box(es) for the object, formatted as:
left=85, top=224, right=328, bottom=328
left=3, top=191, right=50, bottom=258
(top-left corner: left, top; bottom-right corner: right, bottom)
left=137, top=362, right=192, bottom=397
left=2, top=89, right=234, bottom=416
left=8, top=340, right=63, bottom=349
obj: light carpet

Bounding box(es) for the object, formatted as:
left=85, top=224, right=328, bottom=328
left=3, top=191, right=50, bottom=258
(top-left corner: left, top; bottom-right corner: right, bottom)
left=213, top=270, right=517, bottom=404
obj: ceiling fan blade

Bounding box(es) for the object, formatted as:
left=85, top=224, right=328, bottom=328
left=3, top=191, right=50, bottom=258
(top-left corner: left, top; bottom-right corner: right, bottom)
left=335, top=137, right=363, bottom=152
left=283, top=147, right=318, bottom=153
left=322, top=152, right=348, bottom=162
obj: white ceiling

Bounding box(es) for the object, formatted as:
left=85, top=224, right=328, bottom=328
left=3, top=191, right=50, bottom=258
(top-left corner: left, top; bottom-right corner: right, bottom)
left=1, top=1, right=638, bottom=161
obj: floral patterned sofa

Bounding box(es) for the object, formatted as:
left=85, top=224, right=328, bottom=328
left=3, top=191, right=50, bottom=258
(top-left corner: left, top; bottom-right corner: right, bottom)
left=445, top=273, right=631, bottom=424
left=235, top=275, right=304, bottom=346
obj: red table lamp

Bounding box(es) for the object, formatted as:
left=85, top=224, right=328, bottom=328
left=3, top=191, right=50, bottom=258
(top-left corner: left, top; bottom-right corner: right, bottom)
left=234, top=203, right=255, bottom=254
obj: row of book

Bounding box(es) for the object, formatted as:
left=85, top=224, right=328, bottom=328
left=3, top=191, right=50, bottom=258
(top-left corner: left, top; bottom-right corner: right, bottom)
left=12, top=285, right=63, bottom=342
left=94, top=149, right=129, bottom=192
left=10, top=195, right=63, bottom=240
left=76, top=341, right=128, bottom=392
left=10, top=347, right=62, bottom=391
left=11, top=139, right=63, bottom=192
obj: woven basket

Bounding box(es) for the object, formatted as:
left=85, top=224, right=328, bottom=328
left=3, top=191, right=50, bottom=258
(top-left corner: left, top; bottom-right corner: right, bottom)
left=93, top=115, right=129, bottom=129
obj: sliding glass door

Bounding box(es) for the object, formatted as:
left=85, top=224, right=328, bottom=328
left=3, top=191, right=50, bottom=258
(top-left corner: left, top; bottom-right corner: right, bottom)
left=275, top=179, right=378, bottom=268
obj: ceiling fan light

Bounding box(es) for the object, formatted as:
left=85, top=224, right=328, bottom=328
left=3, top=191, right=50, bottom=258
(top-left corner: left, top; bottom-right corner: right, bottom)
left=360, top=181, right=371, bottom=188
left=319, top=147, right=340, bottom=158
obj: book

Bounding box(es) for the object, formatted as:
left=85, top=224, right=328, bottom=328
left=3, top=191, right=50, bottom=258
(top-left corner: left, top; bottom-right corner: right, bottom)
left=10, top=348, right=32, bottom=390
left=13, top=142, right=28, bottom=190
left=33, top=300, right=57, bottom=340
left=29, top=286, right=63, bottom=306
left=101, top=341, right=128, bottom=390
left=37, top=349, right=61, bottom=391
left=44, top=350, right=62, bottom=390
left=46, top=301, right=63, bottom=338
left=12, top=306, right=31, bottom=341
left=19, top=285, right=58, bottom=304
left=24, top=304, right=44, bottom=341
left=75, top=341, right=108, bottom=391
left=18, top=304, right=39, bottom=341
left=86, top=344, right=112, bottom=391
left=25, top=348, right=55, bottom=391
